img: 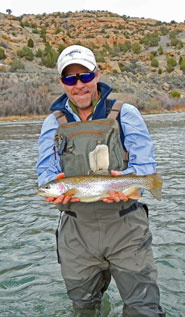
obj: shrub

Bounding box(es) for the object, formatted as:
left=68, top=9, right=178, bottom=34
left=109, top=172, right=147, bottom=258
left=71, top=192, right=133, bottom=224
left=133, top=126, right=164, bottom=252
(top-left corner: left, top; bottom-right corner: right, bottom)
left=17, top=46, right=34, bottom=61
left=58, top=44, right=67, bottom=54
left=169, top=90, right=181, bottom=98
left=27, top=38, right=34, bottom=48
left=158, top=68, right=162, bottom=74
left=140, top=32, right=160, bottom=47
left=119, top=40, right=131, bottom=53
left=180, top=60, right=185, bottom=71
left=167, top=57, right=177, bottom=67
left=166, top=64, right=174, bottom=73
left=131, top=43, right=141, bottom=54
left=170, top=37, right=179, bottom=46
left=41, top=44, right=58, bottom=68
left=40, top=28, right=46, bottom=42
left=160, top=27, right=168, bottom=36
left=55, top=27, right=62, bottom=34
left=0, top=47, right=5, bottom=59
left=177, top=41, right=183, bottom=49
left=36, top=48, right=42, bottom=57
left=32, top=28, right=39, bottom=34
left=9, top=59, right=25, bottom=71
left=0, top=81, right=51, bottom=116
left=0, top=42, right=8, bottom=49
left=158, top=46, right=163, bottom=55
left=150, top=51, right=157, bottom=58
left=151, top=58, right=159, bottom=67
left=95, top=51, right=105, bottom=62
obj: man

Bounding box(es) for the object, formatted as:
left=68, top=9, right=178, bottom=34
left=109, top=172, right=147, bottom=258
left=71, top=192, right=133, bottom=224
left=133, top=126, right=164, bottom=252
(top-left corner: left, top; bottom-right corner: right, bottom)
left=37, top=45, right=165, bottom=316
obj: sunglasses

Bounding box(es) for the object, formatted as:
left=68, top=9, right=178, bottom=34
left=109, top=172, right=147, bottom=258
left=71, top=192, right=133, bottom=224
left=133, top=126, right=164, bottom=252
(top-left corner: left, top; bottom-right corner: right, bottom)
left=61, top=68, right=97, bottom=86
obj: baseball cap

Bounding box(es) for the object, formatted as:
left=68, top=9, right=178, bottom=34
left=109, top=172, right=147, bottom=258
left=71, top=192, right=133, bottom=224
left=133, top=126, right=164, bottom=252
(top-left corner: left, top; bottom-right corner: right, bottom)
left=57, top=45, right=97, bottom=76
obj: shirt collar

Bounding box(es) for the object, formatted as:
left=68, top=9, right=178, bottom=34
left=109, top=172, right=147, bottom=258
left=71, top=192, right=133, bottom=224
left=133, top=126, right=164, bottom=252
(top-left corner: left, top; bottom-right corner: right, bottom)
left=67, top=91, right=101, bottom=120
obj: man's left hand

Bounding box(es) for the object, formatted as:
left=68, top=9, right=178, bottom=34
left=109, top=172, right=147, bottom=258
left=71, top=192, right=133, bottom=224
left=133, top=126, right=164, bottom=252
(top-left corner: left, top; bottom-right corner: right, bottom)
left=102, top=170, right=128, bottom=203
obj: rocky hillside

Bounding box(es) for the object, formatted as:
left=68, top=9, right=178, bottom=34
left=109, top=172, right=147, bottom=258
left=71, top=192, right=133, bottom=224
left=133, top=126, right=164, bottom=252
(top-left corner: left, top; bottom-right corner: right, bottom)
left=0, top=10, right=185, bottom=116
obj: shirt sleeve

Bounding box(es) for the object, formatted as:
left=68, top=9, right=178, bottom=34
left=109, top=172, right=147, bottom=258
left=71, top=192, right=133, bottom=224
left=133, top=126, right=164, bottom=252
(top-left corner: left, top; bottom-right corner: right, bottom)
left=120, top=103, right=156, bottom=176
left=36, top=113, right=61, bottom=186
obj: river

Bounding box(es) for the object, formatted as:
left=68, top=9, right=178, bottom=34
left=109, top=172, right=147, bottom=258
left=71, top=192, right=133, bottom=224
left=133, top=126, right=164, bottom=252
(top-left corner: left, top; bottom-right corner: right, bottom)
left=0, top=112, right=185, bottom=316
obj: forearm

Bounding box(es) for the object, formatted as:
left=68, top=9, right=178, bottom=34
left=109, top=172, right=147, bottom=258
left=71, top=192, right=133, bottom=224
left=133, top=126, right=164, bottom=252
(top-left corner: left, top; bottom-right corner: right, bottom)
left=36, top=114, right=61, bottom=186
left=120, top=104, right=156, bottom=176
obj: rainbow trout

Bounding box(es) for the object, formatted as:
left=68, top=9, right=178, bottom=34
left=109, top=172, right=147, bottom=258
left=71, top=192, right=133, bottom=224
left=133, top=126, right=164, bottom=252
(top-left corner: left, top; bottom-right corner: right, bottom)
left=37, top=173, right=162, bottom=202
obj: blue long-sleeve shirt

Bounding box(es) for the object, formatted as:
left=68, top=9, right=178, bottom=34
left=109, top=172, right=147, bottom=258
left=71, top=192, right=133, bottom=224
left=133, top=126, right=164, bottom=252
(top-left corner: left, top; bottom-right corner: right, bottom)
left=36, top=83, right=156, bottom=186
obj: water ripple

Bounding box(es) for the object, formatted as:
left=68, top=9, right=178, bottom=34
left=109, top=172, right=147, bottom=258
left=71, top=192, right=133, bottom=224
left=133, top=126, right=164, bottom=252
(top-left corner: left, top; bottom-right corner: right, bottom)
left=0, top=114, right=185, bottom=316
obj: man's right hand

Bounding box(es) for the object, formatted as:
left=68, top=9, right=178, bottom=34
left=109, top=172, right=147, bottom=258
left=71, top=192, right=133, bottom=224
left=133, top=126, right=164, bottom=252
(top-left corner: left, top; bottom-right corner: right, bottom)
left=44, top=173, right=80, bottom=205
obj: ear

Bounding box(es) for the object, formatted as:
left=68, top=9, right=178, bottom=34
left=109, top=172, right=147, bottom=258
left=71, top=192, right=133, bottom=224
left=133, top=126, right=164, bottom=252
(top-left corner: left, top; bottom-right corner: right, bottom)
left=58, top=76, right=64, bottom=86
left=95, top=68, right=101, bottom=82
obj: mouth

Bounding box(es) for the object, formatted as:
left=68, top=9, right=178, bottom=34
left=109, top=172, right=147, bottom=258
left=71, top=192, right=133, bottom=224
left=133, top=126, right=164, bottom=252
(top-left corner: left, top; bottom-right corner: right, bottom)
left=73, top=88, right=89, bottom=96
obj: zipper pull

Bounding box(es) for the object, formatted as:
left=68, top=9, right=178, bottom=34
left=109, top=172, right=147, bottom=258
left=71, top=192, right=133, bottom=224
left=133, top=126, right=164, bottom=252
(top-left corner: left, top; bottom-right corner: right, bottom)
left=53, top=145, right=56, bottom=160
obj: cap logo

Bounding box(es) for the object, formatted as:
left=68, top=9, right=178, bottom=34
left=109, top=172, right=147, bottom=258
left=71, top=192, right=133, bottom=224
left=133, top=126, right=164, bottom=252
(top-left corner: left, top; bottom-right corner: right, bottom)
left=66, top=49, right=81, bottom=57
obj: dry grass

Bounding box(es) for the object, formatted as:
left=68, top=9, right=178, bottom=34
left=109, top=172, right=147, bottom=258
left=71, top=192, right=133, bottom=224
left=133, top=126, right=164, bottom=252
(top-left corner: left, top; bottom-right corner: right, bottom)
left=0, top=115, right=47, bottom=122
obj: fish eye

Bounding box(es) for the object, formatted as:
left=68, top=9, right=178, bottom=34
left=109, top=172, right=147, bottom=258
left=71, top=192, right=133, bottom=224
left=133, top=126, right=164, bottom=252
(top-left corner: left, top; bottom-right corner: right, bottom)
left=45, top=185, right=50, bottom=189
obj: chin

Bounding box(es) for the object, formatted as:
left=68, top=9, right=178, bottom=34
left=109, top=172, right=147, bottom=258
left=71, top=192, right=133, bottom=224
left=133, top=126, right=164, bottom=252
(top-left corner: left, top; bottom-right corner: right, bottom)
left=75, top=99, right=91, bottom=108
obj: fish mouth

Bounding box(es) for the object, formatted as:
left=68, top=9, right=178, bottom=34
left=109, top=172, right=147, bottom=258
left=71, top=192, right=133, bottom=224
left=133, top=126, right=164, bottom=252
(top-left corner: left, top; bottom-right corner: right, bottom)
left=37, top=187, right=46, bottom=196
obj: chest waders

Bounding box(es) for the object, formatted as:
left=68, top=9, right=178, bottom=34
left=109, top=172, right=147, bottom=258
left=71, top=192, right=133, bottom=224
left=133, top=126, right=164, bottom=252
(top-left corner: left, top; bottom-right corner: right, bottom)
left=53, top=100, right=166, bottom=317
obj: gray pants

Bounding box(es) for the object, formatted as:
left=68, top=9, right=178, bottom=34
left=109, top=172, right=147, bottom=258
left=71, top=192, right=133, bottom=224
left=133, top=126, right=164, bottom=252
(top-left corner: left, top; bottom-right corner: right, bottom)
left=57, top=202, right=164, bottom=317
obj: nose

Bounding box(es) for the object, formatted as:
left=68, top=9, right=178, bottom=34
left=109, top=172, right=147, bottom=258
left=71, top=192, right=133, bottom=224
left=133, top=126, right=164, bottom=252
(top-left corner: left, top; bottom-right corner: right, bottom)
left=75, top=78, right=85, bottom=87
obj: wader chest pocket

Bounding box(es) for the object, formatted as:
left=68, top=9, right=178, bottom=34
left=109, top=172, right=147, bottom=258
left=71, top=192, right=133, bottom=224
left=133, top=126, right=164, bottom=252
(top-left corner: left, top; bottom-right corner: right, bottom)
left=55, top=119, right=128, bottom=177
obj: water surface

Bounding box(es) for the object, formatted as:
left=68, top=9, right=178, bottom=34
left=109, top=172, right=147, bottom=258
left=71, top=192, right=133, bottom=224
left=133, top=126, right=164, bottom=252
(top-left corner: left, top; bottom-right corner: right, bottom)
left=0, top=112, right=185, bottom=316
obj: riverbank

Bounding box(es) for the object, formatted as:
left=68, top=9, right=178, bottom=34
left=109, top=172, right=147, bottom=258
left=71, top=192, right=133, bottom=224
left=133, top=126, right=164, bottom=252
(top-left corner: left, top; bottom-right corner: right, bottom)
left=0, top=107, right=185, bottom=122
left=0, top=115, right=47, bottom=122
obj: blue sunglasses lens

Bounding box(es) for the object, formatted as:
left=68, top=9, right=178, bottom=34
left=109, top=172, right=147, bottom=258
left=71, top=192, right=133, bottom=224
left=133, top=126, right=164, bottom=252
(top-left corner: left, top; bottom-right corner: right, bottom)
left=61, top=70, right=96, bottom=86
left=62, top=75, right=77, bottom=85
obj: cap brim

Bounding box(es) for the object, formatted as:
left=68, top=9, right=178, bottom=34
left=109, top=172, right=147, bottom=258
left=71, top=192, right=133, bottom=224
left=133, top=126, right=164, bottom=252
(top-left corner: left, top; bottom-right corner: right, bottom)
left=59, top=59, right=95, bottom=75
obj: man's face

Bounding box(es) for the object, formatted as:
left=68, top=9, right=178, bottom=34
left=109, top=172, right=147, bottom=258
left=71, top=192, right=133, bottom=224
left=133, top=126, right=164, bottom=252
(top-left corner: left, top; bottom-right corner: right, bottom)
left=59, top=64, right=100, bottom=109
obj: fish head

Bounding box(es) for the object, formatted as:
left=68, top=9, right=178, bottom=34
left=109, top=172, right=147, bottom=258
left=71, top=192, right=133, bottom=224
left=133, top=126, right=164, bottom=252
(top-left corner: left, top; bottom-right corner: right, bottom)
left=37, top=182, right=65, bottom=197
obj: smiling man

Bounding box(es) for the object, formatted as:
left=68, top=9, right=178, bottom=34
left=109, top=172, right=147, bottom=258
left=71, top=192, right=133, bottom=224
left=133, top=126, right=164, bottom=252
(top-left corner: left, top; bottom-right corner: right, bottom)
left=36, top=45, right=165, bottom=317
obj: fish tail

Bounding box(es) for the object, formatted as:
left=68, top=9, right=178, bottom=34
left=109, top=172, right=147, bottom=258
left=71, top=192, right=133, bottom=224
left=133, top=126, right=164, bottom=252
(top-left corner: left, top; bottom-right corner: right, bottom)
left=149, top=174, right=163, bottom=201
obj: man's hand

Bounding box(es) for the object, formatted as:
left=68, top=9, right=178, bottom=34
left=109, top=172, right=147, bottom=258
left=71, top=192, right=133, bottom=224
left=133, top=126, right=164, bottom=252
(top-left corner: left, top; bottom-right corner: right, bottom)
left=102, top=170, right=128, bottom=204
left=44, top=173, right=80, bottom=205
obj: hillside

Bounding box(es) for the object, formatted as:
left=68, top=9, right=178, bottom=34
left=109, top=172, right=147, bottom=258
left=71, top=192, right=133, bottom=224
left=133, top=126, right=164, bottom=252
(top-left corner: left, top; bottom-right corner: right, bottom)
left=0, top=10, right=185, bottom=116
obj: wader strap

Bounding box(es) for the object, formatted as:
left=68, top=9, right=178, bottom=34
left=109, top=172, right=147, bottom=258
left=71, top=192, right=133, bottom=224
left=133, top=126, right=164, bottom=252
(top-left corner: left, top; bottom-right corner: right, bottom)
left=53, top=110, right=67, bottom=125
left=55, top=212, right=63, bottom=263
left=107, top=100, right=123, bottom=119
left=119, top=202, right=149, bottom=217
left=64, top=203, right=148, bottom=219
left=65, top=210, right=77, bottom=218
left=106, top=100, right=128, bottom=160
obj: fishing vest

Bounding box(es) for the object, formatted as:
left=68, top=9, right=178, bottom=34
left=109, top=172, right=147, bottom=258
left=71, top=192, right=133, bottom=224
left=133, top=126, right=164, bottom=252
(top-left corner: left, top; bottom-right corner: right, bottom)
left=53, top=100, right=128, bottom=177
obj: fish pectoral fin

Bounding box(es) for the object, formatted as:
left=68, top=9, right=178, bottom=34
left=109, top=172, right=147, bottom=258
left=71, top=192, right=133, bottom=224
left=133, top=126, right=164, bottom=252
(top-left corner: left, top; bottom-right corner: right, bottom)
left=123, top=188, right=141, bottom=200
left=80, top=195, right=109, bottom=202
left=64, top=188, right=77, bottom=197
left=128, top=191, right=141, bottom=200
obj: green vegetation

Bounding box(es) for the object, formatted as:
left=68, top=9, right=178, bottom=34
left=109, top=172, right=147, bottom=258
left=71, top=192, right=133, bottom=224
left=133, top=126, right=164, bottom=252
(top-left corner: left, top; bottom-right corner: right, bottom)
left=131, top=43, right=141, bottom=54
left=9, top=59, right=25, bottom=71
left=119, top=40, right=132, bottom=53
left=36, top=48, right=42, bottom=58
left=151, top=57, right=159, bottom=67
left=95, top=50, right=105, bottom=62
left=166, top=57, right=176, bottom=72
left=17, top=46, right=34, bottom=61
left=27, top=38, right=34, bottom=48
left=40, top=28, right=46, bottom=42
left=40, top=43, right=58, bottom=68
left=58, top=44, right=67, bottom=54
left=167, top=57, right=177, bottom=67
left=0, top=47, right=5, bottom=59
left=180, top=59, right=185, bottom=72
left=54, top=27, right=62, bottom=34
left=140, top=32, right=160, bottom=48
left=158, top=46, right=163, bottom=55
left=169, top=90, right=181, bottom=98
